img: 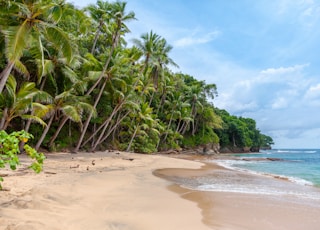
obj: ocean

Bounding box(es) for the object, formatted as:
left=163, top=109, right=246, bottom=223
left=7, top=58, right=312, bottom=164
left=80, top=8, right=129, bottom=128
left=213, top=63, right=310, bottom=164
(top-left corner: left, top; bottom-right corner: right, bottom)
left=170, top=149, right=320, bottom=202
left=219, top=149, right=320, bottom=186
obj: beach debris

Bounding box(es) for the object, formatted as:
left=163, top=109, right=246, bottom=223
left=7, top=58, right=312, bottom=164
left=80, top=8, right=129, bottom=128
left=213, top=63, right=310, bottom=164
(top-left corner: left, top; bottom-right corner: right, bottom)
left=70, top=164, right=80, bottom=169
left=86, top=166, right=89, bottom=170
left=123, top=158, right=134, bottom=161
left=44, top=171, right=57, bottom=175
left=92, top=160, right=95, bottom=166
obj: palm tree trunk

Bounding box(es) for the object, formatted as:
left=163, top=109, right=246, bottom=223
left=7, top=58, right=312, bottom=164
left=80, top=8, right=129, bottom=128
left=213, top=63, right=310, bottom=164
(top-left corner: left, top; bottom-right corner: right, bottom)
left=75, top=28, right=122, bottom=152
left=0, top=62, right=14, bottom=93
left=96, top=110, right=130, bottom=148
left=91, top=29, right=101, bottom=54
left=86, top=31, right=119, bottom=96
left=0, top=108, right=8, bottom=130
left=157, top=108, right=175, bottom=150
left=74, top=79, right=107, bottom=152
left=90, top=102, right=124, bottom=151
left=35, top=113, right=55, bottom=151
left=176, top=119, right=182, bottom=133
left=126, top=125, right=139, bottom=152
left=47, top=115, right=69, bottom=148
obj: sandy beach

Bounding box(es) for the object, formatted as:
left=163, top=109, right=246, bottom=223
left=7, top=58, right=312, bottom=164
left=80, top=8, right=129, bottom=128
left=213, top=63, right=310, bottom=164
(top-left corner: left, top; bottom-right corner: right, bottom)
left=1, top=151, right=320, bottom=230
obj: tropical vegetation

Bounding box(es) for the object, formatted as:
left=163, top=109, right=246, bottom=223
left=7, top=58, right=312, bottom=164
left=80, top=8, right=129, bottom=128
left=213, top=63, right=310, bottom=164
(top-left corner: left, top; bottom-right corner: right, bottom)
left=0, top=0, right=273, bottom=155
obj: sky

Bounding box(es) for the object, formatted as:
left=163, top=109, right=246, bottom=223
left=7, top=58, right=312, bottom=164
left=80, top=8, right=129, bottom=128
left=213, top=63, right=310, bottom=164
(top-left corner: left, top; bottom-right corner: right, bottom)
left=69, top=0, right=320, bottom=149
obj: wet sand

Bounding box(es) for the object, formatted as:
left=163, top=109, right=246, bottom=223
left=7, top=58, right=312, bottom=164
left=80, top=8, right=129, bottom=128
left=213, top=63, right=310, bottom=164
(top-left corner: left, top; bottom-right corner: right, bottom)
left=155, top=156, right=320, bottom=230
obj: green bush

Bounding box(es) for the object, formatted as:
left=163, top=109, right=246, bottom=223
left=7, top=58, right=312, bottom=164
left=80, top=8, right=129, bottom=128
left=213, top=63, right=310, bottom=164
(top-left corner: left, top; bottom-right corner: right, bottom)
left=0, top=130, right=45, bottom=190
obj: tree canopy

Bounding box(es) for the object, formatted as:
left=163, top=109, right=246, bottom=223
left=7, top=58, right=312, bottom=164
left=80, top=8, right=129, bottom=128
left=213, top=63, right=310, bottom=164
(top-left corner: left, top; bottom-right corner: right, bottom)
left=0, top=0, right=273, bottom=153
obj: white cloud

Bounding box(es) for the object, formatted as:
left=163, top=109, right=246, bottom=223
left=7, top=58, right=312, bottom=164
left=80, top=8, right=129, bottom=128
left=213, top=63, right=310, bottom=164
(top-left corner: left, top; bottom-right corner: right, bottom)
left=260, top=64, right=309, bottom=75
left=174, top=30, right=221, bottom=47
left=305, top=83, right=320, bottom=99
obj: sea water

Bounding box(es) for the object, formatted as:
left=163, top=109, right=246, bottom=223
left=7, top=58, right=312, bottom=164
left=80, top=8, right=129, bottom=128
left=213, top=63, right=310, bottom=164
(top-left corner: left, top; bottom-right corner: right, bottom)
left=173, top=149, right=320, bottom=201
left=222, top=149, right=320, bottom=186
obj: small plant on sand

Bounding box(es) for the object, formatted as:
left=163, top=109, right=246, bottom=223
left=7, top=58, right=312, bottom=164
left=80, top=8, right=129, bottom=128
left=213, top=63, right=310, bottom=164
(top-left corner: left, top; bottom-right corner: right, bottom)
left=0, top=130, right=45, bottom=190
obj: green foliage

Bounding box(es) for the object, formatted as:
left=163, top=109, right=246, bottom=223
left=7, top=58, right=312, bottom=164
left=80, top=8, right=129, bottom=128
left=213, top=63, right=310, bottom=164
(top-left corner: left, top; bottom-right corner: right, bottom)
left=182, top=128, right=219, bottom=148
left=0, top=0, right=274, bottom=154
left=214, top=108, right=273, bottom=150
left=0, top=130, right=45, bottom=189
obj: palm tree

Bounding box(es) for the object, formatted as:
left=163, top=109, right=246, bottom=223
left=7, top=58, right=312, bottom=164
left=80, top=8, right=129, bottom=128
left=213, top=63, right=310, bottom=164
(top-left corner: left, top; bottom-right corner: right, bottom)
left=132, top=31, right=161, bottom=75
left=0, top=76, right=52, bottom=131
left=133, top=32, right=177, bottom=106
left=0, top=0, right=73, bottom=93
left=85, top=0, right=111, bottom=54
left=126, top=103, right=157, bottom=152
left=75, top=1, right=136, bottom=152
left=35, top=90, right=95, bottom=150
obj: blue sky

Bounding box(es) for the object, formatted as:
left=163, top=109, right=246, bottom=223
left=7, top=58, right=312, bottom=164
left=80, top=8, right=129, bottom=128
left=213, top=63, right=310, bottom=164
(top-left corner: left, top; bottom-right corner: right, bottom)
left=71, top=0, right=320, bottom=149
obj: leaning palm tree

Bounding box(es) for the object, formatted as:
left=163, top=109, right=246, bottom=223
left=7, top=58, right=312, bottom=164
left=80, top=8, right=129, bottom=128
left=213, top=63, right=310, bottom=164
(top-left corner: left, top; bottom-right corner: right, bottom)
left=35, top=90, right=96, bottom=151
left=0, top=0, right=73, bottom=93
left=126, top=102, right=158, bottom=152
left=75, top=1, right=136, bottom=152
left=0, top=75, right=52, bottom=131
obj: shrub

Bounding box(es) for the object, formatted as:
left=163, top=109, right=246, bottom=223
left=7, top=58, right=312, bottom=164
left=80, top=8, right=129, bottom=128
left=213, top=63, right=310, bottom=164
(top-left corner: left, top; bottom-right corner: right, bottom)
left=0, top=130, right=45, bottom=190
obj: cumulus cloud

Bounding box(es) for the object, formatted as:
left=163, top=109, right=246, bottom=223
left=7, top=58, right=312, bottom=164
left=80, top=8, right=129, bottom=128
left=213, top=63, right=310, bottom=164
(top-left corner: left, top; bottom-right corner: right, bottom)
left=174, top=30, right=221, bottom=47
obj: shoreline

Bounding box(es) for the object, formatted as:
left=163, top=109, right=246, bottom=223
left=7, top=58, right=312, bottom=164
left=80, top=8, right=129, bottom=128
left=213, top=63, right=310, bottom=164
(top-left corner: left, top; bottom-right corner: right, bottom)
left=155, top=153, right=320, bottom=229
left=1, top=151, right=320, bottom=229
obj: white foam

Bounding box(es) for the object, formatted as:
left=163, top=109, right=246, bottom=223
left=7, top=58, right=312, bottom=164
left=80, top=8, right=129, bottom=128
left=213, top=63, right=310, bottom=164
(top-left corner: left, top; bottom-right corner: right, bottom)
left=192, top=183, right=320, bottom=200
left=211, top=159, right=314, bottom=187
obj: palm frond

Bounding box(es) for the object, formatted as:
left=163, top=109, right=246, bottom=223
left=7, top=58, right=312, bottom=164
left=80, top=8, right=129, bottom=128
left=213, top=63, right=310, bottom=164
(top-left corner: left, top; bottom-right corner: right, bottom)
left=44, top=25, right=73, bottom=63
left=13, top=59, right=29, bottom=77
left=61, top=105, right=81, bottom=122
left=33, top=102, right=52, bottom=118
left=3, top=24, right=30, bottom=62
left=21, top=114, right=47, bottom=127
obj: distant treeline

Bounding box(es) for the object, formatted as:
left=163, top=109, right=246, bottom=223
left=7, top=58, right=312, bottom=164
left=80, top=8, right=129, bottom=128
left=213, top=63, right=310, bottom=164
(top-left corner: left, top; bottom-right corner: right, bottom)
left=0, top=0, right=273, bottom=153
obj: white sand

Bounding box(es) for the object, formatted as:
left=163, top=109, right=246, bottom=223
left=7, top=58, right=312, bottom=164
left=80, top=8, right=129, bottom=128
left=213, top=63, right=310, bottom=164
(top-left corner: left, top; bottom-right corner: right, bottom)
left=2, top=151, right=320, bottom=230
left=0, top=151, right=209, bottom=230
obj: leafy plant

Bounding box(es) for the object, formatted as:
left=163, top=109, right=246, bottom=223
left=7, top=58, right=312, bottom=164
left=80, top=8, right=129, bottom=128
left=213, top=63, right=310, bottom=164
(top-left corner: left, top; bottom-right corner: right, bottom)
left=0, top=130, right=45, bottom=190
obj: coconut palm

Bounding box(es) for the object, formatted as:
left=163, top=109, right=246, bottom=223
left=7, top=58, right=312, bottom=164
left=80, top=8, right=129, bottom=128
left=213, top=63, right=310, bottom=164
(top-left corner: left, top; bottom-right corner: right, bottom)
left=0, top=75, right=52, bottom=131
left=126, top=102, right=158, bottom=152
left=35, top=90, right=96, bottom=150
left=0, top=0, right=73, bottom=93
left=75, top=1, right=136, bottom=152
left=85, top=0, right=111, bottom=55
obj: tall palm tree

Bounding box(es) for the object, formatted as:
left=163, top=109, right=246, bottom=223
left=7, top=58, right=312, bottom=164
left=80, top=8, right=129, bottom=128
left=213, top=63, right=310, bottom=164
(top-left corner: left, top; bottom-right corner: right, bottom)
left=0, top=0, right=74, bottom=93
left=85, top=0, right=111, bottom=55
left=132, top=31, right=161, bottom=75
left=133, top=32, right=177, bottom=106
left=75, top=1, right=136, bottom=152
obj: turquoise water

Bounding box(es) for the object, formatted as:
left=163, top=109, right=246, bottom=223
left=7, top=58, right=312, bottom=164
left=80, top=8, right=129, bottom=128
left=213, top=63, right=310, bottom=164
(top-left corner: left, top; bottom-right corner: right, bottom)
left=230, top=149, right=320, bottom=187
left=159, top=149, right=320, bottom=201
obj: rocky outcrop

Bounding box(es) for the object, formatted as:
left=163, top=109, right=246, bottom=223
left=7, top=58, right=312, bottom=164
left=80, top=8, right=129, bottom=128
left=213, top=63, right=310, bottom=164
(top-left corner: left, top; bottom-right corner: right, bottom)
left=219, top=146, right=261, bottom=153
left=200, top=143, right=220, bottom=155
